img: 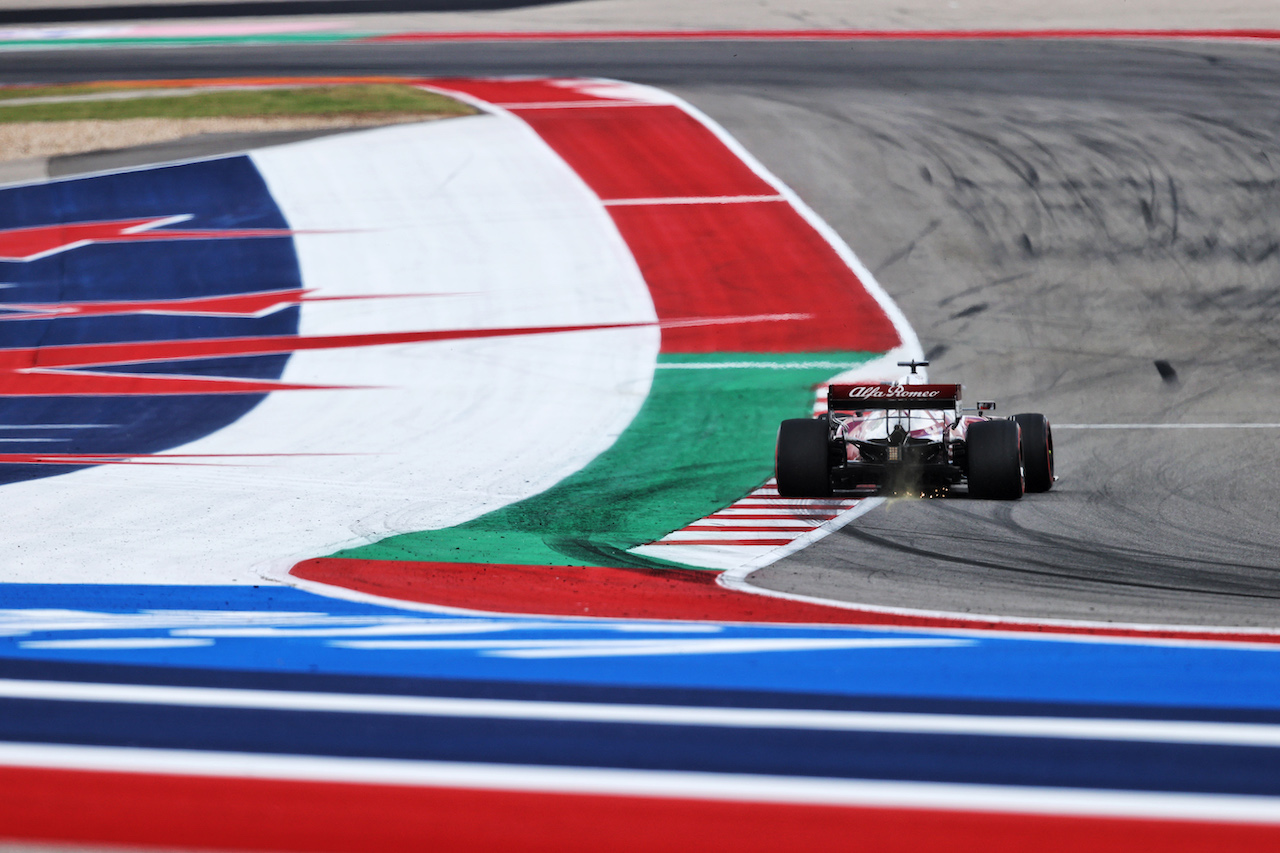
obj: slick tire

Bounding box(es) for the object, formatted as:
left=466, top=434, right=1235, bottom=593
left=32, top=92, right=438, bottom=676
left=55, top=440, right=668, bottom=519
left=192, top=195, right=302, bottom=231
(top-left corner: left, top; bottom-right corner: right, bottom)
left=776, top=418, right=833, bottom=498
left=966, top=419, right=1024, bottom=500
left=1012, top=413, right=1054, bottom=493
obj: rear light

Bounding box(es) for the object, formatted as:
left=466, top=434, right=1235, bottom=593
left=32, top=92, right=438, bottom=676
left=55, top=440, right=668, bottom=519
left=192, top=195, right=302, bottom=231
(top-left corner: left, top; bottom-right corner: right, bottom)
left=886, top=446, right=901, bottom=462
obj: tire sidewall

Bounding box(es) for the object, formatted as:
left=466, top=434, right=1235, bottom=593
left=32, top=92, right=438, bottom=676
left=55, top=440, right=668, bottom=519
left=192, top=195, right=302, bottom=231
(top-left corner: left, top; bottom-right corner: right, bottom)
left=1012, top=412, right=1053, bottom=492
left=967, top=418, right=1024, bottom=500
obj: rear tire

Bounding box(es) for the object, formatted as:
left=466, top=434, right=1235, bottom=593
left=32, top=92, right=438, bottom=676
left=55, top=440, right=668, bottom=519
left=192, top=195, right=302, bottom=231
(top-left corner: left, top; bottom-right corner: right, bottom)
left=776, top=418, right=832, bottom=498
left=1012, top=413, right=1054, bottom=492
left=966, top=419, right=1024, bottom=500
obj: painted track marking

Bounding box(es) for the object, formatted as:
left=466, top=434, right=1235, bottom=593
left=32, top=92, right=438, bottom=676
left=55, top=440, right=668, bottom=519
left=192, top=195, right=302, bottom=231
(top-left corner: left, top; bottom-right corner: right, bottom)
left=1056, top=423, right=1280, bottom=429
left=601, top=195, right=787, bottom=206
left=9, top=677, right=1280, bottom=746
left=361, top=30, right=1280, bottom=46
left=634, top=480, right=866, bottom=565
left=3, top=743, right=1280, bottom=825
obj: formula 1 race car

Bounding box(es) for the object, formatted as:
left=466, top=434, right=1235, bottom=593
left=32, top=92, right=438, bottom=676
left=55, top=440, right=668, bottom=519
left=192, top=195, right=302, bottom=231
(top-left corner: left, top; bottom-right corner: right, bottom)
left=775, top=361, right=1053, bottom=499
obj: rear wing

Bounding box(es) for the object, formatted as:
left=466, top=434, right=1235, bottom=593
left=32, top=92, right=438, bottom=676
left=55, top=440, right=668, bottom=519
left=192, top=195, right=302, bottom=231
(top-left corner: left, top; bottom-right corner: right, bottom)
left=828, top=383, right=962, bottom=411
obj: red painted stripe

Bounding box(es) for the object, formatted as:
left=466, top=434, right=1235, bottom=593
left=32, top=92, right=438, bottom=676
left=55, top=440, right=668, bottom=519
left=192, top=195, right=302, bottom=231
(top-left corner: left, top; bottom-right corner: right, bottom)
left=425, top=77, right=625, bottom=104
left=291, top=559, right=1280, bottom=644
left=365, top=29, right=1280, bottom=44
left=0, top=322, right=655, bottom=397
left=732, top=501, right=854, bottom=508
left=733, top=497, right=847, bottom=502
left=0, top=370, right=345, bottom=397
left=686, top=522, right=814, bottom=527
left=498, top=101, right=652, bottom=110
left=1, top=322, right=647, bottom=371
left=606, top=203, right=900, bottom=352
left=518, top=105, right=776, bottom=199
left=98, top=228, right=296, bottom=242
left=725, top=511, right=847, bottom=517
left=0, top=452, right=345, bottom=466
left=0, top=217, right=173, bottom=260
left=4, top=314, right=792, bottom=374
left=425, top=82, right=900, bottom=354
left=294, top=559, right=827, bottom=621
left=0, top=288, right=311, bottom=321
left=5, top=765, right=1277, bottom=853
left=653, top=539, right=798, bottom=546
left=708, top=514, right=841, bottom=520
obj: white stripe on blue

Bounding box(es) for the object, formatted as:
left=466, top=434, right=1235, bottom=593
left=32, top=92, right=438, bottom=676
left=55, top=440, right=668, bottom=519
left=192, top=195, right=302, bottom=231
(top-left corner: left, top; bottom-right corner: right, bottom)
left=1, top=678, right=1278, bottom=747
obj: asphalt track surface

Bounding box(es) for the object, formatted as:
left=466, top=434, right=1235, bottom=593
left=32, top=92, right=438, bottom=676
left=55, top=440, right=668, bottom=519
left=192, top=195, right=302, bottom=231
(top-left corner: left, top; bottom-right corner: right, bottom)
left=0, top=0, right=580, bottom=27
left=5, top=38, right=1280, bottom=627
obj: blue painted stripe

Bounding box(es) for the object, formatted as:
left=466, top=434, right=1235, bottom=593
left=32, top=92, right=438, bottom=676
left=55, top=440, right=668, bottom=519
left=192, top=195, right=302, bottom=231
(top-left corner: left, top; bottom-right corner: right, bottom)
left=5, top=586, right=1280, bottom=715
left=0, top=158, right=300, bottom=487
left=3, top=657, right=1280, bottom=725
left=2, top=697, right=1278, bottom=795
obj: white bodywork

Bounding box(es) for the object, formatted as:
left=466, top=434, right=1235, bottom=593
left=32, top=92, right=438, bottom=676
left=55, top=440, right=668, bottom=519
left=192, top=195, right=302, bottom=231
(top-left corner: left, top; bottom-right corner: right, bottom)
left=832, top=373, right=978, bottom=460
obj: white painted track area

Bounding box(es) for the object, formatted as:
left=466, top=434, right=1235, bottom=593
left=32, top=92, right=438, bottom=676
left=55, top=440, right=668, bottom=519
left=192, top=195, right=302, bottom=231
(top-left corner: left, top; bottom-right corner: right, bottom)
left=0, top=112, right=659, bottom=584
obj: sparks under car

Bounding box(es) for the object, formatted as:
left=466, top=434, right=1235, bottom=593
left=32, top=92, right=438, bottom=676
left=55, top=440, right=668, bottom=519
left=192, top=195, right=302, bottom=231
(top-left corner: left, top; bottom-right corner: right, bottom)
left=774, top=362, right=1053, bottom=499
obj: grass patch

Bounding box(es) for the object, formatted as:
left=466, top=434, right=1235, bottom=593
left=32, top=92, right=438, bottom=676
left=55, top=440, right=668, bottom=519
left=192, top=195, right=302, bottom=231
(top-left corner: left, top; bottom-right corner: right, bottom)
left=0, top=84, right=114, bottom=101
left=0, top=84, right=476, bottom=123
left=333, top=352, right=877, bottom=570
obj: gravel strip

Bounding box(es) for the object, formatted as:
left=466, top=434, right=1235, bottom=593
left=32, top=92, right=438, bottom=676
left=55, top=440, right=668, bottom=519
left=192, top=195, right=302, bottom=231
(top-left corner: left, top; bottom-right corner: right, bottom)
left=0, top=113, right=438, bottom=160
